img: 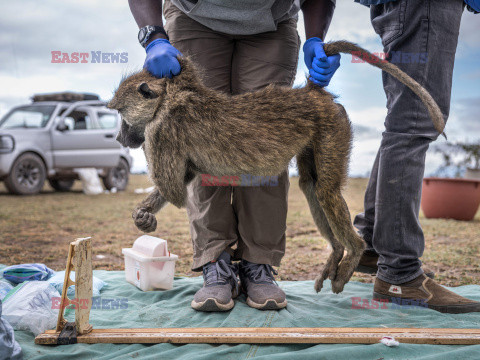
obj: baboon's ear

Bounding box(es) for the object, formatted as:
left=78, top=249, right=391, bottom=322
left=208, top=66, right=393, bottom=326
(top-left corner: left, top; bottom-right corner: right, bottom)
left=137, top=82, right=159, bottom=99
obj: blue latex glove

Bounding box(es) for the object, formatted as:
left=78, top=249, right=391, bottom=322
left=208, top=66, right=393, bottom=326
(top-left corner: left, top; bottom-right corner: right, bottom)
left=303, top=37, right=340, bottom=87
left=144, top=38, right=182, bottom=78
left=464, top=0, right=480, bottom=12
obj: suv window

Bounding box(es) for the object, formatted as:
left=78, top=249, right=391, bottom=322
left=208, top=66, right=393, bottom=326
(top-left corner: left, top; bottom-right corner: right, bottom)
left=97, top=112, right=118, bottom=129
left=58, top=109, right=94, bottom=130
left=0, top=105, right=56, bottom=129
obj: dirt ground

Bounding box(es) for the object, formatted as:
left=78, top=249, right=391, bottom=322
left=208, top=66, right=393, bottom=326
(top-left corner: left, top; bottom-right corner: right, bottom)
left=1, top=175, right=479, bottom=286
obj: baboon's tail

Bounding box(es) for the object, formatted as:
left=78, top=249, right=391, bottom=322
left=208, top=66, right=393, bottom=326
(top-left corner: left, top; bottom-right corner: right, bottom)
left=323, top=41, right=445, bottom=136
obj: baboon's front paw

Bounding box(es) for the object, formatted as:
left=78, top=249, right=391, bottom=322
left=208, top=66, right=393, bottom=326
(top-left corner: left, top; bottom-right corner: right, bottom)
left=133, top=209, right=157, bottom=233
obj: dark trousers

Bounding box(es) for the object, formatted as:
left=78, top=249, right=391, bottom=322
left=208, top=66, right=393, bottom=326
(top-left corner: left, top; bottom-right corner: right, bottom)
left=354, top=0, right=464, bottom=284
left=163, top=0, right=300, bottom=271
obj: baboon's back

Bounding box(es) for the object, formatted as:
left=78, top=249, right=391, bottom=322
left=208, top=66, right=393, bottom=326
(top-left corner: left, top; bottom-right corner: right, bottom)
left=186, top=84, right=341, bottom=177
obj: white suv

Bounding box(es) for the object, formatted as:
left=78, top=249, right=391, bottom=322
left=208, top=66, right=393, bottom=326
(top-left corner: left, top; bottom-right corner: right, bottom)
left=0, top=92, right=132, bottom=195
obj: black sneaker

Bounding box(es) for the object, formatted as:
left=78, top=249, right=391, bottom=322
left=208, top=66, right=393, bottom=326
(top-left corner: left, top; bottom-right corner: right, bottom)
left=239, top=260, right=287, bottom=310
left=191, top=252, right=240, bottom=312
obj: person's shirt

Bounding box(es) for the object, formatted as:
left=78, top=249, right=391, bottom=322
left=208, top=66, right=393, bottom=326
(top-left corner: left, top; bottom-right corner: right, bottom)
left=169, top=0, right=335, bottom=35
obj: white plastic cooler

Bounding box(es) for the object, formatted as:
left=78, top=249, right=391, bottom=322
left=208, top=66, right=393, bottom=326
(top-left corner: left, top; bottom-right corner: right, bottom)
left=122, top=235, right=178, bottom=291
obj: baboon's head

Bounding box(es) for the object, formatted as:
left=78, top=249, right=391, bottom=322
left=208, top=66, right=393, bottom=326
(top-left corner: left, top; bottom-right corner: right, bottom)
left=108, top=70, right=168, bottom=148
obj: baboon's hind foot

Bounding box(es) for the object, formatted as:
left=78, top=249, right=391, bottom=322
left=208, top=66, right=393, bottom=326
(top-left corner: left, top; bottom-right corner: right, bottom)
left=330, top=252, right=363, bottom=293
left=314, top=246, right=344, bottom=293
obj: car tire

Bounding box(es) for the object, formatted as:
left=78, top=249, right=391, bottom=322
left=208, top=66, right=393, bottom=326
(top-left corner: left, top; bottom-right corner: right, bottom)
left=48, top=179, right=75, bottom=192
left=103, top=158, right=129, bottom=191
left=4, top=153, right=47, bottom=195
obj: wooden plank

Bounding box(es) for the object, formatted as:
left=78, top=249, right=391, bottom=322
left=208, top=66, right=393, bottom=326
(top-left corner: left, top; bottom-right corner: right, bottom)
left=35, top=327, right=480, bottom=345
left=55, top=242, right=75, bottom=332
left=40, top=327, right=480, bottom=335
left=73, top=237, right=93, bottom=335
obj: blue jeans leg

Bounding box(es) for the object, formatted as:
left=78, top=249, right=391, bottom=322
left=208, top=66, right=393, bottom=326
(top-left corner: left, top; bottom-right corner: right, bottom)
left=353, top=0, right=464, bottom=284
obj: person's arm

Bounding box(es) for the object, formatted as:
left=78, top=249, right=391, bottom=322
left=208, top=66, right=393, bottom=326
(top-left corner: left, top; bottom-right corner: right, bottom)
left=128, top=0, right=167, bottom=45
left=301, top=0, right=340, bottom=87
left=302, top=0, right=335, bottom=40
left=128, top=0, right=182, bottom=78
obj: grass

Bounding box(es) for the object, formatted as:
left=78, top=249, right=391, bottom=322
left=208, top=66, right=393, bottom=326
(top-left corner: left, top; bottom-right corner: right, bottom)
left=1, top=175, right=479, bottom=286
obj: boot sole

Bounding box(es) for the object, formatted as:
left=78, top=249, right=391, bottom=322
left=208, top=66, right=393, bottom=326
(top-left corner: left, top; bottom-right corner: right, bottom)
left=373, top=292, right=480, bottom=314
left=246, top=297, right=287, bottom=310
left=191, top=298, right=234, bottom=312
left=191, top=282, right=240, bottom=312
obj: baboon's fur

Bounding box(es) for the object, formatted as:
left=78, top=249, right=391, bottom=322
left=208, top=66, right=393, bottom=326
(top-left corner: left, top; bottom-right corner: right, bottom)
left=109, top=41, right=444, bottom=294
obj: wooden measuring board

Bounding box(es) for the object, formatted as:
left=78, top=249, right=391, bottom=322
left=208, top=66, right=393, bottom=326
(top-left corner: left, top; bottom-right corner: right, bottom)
left=35, top=327, right=480, bottom=345
left=36, top=238, right=480, bottom=346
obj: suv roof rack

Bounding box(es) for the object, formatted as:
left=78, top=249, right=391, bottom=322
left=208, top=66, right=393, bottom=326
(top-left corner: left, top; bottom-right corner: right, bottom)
left=32, top=92, right=100, bottom=103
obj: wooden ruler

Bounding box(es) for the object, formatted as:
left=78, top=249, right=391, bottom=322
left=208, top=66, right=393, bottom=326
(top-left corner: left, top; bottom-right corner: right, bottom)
left=37, top=239, right=480, bottom=347
left=35, top=327, right=480, bottom=345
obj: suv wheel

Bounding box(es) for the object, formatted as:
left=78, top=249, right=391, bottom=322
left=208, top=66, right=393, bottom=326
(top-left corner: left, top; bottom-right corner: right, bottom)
left=5, top=153, right=46, bottom=195
left=48, top=179, right=75, bottom=192
left=103, top=158, right=129, bottom=191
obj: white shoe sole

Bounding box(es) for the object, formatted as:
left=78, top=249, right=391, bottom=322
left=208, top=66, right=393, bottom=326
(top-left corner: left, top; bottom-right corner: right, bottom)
left=246, top=297, right=287, bottom=310
left=191, top=298, right=234, bottom=312
left=191, top=282, right=240, bottom=312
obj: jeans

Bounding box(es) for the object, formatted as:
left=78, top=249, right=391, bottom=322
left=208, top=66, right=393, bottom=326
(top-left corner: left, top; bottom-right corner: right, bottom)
left=353, top=0, right=464, bottom=284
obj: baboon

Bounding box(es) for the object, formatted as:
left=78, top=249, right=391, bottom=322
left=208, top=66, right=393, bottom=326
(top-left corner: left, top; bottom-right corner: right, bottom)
left=109, top=41, right=444, bottom=294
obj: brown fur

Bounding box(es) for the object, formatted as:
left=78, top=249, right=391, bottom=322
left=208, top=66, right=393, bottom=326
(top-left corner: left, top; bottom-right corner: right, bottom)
left=108, top=41, right=444, bottom=293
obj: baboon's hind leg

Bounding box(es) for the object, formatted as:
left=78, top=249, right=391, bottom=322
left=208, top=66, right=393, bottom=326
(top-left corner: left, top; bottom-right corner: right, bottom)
left=312, top=110, right=365, bottom=294
left=297, top=148, right=345, bottom=293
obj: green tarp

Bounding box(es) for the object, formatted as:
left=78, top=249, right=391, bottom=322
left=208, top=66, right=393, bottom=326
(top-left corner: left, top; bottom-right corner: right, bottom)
left=11, top=270, right=480, bottom=360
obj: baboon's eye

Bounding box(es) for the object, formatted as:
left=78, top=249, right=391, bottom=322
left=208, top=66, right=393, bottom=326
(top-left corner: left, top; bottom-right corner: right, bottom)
left=137, top=82, right=159, bottom=99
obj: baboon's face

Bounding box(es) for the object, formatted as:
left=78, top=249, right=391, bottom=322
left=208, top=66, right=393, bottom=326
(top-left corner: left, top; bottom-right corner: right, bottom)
left=108, top=70, right=167, bottom=148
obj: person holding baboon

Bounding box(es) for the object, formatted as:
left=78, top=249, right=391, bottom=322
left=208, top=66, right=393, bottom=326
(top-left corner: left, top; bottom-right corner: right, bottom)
left=128, top=0, right=340, bottom=311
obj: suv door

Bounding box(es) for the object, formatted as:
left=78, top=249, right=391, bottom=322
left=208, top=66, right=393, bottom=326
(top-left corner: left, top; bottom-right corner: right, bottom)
left=51, top=106, right=121, bottom=168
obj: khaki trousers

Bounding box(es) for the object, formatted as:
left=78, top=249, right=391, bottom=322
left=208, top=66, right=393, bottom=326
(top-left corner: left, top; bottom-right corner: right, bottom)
left=163, top=0, right=300, bottom=270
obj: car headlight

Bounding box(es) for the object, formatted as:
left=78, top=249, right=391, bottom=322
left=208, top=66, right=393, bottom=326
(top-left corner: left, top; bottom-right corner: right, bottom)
left=0, top=135, right=15, bottom=154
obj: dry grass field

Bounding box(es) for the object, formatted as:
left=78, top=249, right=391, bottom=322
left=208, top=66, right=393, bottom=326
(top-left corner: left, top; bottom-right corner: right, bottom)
left=1, top=175, right=479, bottom=286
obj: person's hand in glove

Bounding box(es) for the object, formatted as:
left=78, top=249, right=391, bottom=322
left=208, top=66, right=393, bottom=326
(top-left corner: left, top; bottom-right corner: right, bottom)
left=144, top=38, right=182, bottom=78
left=303, top=37, right=340, bottom=87
left=465, top=0, right=480, bottom=14
left=464, top=0, right=480, bottom=13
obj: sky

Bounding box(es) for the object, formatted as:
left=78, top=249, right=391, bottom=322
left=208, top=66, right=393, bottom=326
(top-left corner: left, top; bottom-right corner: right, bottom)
left=0, top=0, right=479, bottom=176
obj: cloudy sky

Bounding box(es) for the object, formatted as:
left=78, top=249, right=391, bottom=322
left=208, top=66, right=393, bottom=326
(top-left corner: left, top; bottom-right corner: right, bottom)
left=0, top=1, right=478, bottom=176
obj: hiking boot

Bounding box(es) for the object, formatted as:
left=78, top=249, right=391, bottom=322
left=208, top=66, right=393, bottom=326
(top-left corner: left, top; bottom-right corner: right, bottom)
left=191, top=252, right=240, bottom=312
left=373, top=274, right=480, bottom=314
left=239, top=260, right=287, bottom=310
left=356, top=251, right=435, bottom=279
